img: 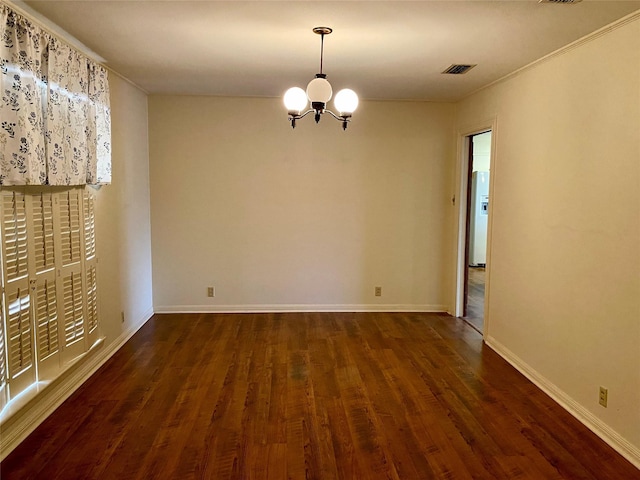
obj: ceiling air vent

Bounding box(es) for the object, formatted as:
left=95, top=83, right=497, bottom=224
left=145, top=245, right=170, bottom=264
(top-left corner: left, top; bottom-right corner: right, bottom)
left=442, top=64, right=476, bottom=75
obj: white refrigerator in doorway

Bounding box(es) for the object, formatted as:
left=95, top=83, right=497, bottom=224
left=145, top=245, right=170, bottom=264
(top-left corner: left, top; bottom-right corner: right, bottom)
left=470, top=171, right=489, bottom=266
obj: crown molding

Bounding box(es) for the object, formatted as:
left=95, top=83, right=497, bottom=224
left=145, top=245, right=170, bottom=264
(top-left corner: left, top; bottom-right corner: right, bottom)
left=464, top=9, right=640, bottom=101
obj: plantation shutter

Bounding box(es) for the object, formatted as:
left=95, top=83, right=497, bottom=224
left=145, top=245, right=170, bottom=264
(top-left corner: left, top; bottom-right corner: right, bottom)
left=57, top=189, right=86, bottom=362
left=0, top=295, right=7, bottom=410
left=30, top=192, right=61, bottom=379
left=2, top=192, right=28, bottom=282
left=1, top=191, right=36, bottom=398
left=0, top=186, right=99, bottom=406
left=32, top=192, right=56, bottom=272
left=84, top=190, right=98, bottom=345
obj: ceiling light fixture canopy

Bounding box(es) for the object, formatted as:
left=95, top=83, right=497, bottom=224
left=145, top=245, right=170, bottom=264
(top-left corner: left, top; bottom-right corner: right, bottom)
left=284, top=27, right=358, bottom=130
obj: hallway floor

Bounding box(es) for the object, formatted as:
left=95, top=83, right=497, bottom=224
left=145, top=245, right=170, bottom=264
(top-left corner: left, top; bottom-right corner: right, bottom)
left=463, top=266, right=485, bottom=333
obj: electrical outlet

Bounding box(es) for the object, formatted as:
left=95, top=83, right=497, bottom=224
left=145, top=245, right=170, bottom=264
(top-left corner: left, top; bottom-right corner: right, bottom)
left=375, top=286, right=382, bottom=297
left=207, top=286, right=215, bottom=297
left=599, top=386, right=608, bottom=407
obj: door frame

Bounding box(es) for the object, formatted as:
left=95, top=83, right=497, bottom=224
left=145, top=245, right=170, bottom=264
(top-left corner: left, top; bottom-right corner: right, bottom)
left=453, top=118, right=497, bottom=335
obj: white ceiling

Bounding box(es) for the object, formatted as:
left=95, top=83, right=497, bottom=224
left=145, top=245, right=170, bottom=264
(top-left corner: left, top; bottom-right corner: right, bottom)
left=21, top=0, right=640, bottom=102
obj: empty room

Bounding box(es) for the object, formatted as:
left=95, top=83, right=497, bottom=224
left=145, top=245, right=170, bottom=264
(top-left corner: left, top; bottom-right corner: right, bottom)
left=0, top=1, right=639, bottom=478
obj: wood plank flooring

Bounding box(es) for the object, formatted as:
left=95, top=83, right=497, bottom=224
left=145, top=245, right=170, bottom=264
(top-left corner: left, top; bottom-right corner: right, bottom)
left=2, top=312, right=639, bottom=479
left=463, top=267, right=485, bottom=333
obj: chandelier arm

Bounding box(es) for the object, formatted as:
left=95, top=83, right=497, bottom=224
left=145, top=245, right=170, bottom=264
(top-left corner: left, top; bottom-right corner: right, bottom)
left=324, top=109, right=350, bottom=122
left=288, top=109, right=316, bottom=121
left=290, top=109, right=350, bottom=123
left=290, top=109, right=351, bottom=122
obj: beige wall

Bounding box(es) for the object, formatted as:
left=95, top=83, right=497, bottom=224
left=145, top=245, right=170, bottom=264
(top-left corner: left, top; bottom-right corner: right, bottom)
left=472, top=131, right=491, bottom=172
left=455, top=17, right=640, bottom=460
left=149, top=97, right=455, bottom=311
left=97, top=74, right=154, bottom=337
left=1, top=73, right=154, bottom=458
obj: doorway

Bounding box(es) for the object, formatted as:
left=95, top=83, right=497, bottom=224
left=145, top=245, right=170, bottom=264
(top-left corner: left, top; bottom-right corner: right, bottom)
left=460, top=131, right=491, bottom=333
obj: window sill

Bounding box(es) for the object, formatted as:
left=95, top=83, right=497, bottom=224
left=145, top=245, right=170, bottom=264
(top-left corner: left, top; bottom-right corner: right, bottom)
left=0, top=337, right=105, bottom=426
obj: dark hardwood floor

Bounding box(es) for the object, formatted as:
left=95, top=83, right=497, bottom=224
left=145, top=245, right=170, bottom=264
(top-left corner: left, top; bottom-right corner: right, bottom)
left=2, top=313, right=638, bottom=479
left=463, top=266, right=485, bottom=333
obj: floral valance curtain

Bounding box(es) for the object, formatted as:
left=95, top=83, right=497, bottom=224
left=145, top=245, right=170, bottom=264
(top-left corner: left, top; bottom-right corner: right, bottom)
left=0, top=4, right=111, bottom=186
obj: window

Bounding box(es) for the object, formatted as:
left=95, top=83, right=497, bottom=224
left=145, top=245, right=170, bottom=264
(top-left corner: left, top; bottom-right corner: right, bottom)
left=0, top=186, right=99, bottom=408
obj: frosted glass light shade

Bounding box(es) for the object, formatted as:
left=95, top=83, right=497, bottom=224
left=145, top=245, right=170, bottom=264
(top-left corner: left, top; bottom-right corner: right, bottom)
left=334, top=89, right=359, bottom=115
left=284, top=87, right=308, bottom=113
left=306, top=77, right=332, bottom=103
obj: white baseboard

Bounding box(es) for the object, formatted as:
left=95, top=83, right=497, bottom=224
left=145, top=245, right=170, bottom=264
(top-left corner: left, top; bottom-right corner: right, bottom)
left=153, top=304, right=448, bottom=314
left=0, top=306, right=154, bottom=461
left=485, top=335, right=640, bottom=469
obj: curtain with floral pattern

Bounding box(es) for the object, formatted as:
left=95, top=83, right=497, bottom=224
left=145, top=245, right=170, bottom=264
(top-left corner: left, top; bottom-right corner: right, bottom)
left=87, top=62, right=111, bottom=184
left=0, top=6, right=48, bottom=185
left=0, top=4, right=111, bottom=186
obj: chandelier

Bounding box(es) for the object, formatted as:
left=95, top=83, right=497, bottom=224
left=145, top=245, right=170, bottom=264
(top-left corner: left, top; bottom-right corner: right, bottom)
left=284, top=27, right=359, bottom=130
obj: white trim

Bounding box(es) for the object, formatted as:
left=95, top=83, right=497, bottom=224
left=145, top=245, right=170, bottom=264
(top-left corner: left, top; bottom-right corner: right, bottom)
left=485, top=335, right=640, bottom=470
left=453, top=119, right=497, bottom=339
left=154, top=304, right=448, bottom=314
left=453, top=134, right=471, bottom=318
left=0, top=306, right=154, bottom=461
